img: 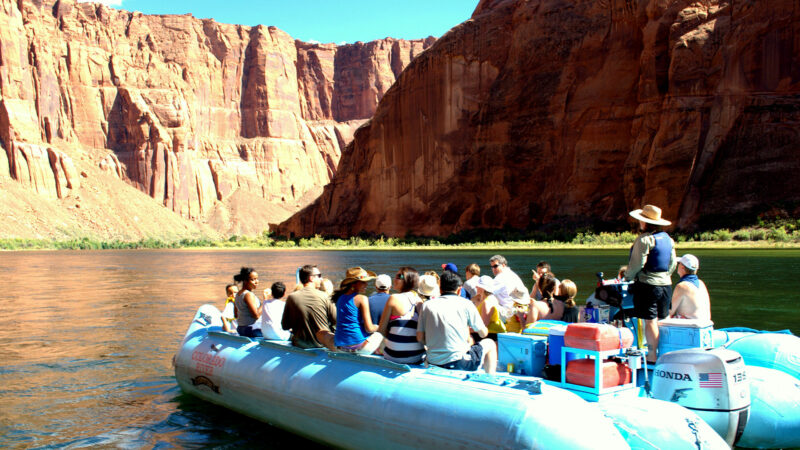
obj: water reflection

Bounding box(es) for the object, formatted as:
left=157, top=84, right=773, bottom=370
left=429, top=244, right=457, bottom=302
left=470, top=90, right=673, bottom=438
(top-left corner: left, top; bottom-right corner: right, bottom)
left=0, top=248, right=797, bottom=448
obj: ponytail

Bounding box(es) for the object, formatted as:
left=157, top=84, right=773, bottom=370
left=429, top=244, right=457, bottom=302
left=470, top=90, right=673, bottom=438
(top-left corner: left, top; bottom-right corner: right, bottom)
left=234, top=267, right=255, bottom=283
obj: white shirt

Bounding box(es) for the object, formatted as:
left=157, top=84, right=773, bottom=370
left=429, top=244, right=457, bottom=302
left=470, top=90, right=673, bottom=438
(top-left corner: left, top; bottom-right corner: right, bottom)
left=493, top=268, right=526, bottom=308
left=260, top=299, right=291, bottom=340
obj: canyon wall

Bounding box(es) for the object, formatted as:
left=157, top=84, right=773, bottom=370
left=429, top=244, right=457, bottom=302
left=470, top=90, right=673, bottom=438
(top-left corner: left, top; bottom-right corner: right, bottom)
left=278, top=0, right=800, bottom=237
left=0, top=0, right=432, bottom=238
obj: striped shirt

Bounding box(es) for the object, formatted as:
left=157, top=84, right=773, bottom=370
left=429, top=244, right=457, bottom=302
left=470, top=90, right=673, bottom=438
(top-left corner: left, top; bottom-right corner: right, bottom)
left=383, top=292, right=425, bottom=365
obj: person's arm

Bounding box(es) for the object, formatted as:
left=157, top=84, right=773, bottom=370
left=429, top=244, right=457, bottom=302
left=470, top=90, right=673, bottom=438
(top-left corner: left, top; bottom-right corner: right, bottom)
left=669, top=283, right=686, bottom=317
left=245, top=292, right=260, bottom=319
left=280, top=297, right=292, bottom=331
left=355, top=295, right=378, bottom=333
left=624, top=235, right=650, bottom=281
left=315, top=329, right=336, bottom=350
left=416, top=303, right=426, bottom=344
left=468, top=302, right=489, bottom=338
left=377, top=294, right=401, bottom=336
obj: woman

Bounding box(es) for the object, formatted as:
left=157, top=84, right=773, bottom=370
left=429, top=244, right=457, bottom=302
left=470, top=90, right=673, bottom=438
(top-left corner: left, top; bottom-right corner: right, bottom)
left=378, top=267, right=425, bottom=364
left=474, top=275, right=507, bottom=334
left=332, top=267, right=383, bottom=354
left=233, top=267, right=262, bottom=338
left=555, top=279, right=579, bottom=323
left=527, top=272, right=561, bottom=324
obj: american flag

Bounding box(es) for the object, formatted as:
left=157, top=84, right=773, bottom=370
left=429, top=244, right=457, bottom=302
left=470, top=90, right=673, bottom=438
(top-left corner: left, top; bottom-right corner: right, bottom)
left=699, top=372, right=723, bottom=388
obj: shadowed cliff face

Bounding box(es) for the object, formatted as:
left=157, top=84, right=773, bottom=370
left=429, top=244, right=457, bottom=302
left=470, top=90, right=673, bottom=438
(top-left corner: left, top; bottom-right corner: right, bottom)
left=0, top=0, right=433, bottom=236
left=278, top=0, right=800, bottom=237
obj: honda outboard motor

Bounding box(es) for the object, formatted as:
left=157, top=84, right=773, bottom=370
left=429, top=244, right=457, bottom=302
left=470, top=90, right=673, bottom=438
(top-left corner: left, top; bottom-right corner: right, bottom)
left=650, top=347, right=750, bottom=447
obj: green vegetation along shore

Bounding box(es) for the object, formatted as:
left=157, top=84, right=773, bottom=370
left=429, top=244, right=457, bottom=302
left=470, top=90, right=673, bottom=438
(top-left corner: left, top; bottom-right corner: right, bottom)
left=3, top=221, right=800, bottom=251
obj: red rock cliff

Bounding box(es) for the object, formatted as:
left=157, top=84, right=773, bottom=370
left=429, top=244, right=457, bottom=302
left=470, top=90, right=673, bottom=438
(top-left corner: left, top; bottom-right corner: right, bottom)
left=0, top=0, right=433, bottom=236
left=278, top=0, right=800, bottom=237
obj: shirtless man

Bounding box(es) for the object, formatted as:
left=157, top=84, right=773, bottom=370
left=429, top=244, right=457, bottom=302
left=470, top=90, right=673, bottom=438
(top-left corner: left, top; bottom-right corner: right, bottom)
left=669, top=254, right=711, bottom=321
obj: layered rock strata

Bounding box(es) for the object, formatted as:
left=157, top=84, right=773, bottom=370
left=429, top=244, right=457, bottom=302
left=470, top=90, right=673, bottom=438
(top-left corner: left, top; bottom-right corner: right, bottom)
left=278, top=0, right=800, bottom=237
left=0, top=0, right=432, bottom=236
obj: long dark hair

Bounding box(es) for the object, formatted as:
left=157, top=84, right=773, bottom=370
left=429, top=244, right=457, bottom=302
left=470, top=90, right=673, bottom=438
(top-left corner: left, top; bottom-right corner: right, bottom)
left=537, top=272, right=557, bottom=300
left=331, top=281, right=357, bottom=304
left=395, top=267, right=419, bottom=293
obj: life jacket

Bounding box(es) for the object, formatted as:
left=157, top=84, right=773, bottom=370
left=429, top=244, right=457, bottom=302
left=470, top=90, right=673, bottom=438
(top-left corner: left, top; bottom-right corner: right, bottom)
left=644, top=231, right=672, bottom=272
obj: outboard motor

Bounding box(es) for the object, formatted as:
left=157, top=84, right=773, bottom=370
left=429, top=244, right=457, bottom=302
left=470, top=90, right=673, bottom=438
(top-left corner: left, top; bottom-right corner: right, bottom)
left=650, top=347, right=750, bottom=447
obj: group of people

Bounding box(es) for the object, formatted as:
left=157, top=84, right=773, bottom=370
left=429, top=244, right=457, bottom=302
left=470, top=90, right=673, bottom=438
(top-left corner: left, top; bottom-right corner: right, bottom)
left=219, top=203, right=711, bottom=373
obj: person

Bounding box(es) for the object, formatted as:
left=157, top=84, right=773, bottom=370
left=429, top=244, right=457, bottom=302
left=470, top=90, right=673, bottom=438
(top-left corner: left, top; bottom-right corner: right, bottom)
left=530, top=261, right=551, bottom=300
left=504, top=286, right=532, bottom=333
left=527, top=272, right=561, bottom=324
left=221, top=284, right=238, bottom=333
left=418, top=274, right=440, bottom=300
left=460, top=263, right=481, bottom=300
left=417, top=270, right=496, bottom=374
left=332, top=267, right=383, bottom=354
left=318, top=277, right=334, bottom=299
left=378, top=267, right=425, bottom=365
left=624, top=204, right=677, bottom=363
left=555, top=279, right=579, bottom=323
left=233, top=267, right=262, bottom=338
left=489, top=255, right=526, bottom=318
left=670, top=254, right=711, bottom=320
left=260, top=282, right=290, bottom=340
left=368, top=274, right=392, bottom=326
left=473, top=275, right=506, bottom=334
left=282, top=265, right=337, bottom=349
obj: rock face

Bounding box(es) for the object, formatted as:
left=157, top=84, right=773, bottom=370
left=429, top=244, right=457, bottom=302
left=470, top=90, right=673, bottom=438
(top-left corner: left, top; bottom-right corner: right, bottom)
left=278, top=0, right=800, bottom=237
left=0, top=0, right=433, bottom=236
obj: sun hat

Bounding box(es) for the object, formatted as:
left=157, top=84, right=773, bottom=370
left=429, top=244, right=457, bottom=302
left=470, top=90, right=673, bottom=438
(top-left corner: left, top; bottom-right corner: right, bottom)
left=339, top=267, right=377, bottom=289
left=678, top=254, right=699, bottom=272
left=441, top=263, right=458, bottom=273
left=509, top=286, right=531, bottom=305
left=375, top=274, right=392, bottom=290
left=476, top=275, right=498, bottom=293
left=417, top=274, right=440, bottom=298
left=629, top=204, right=671, bottom=226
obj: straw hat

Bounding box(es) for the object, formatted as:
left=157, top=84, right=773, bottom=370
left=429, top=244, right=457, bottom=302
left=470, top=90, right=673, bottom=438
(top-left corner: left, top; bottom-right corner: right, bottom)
left=629, top=204, right=671, bottom=226
left=339, top=267, right=377, bottom=289
left=509, top=286, right=531, bottom=305
left=417, top=274, right=440, bottom=298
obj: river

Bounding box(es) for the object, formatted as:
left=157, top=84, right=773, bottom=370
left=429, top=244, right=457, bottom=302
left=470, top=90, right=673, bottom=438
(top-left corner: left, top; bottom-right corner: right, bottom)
left=1, top=248, right=797, bottom=448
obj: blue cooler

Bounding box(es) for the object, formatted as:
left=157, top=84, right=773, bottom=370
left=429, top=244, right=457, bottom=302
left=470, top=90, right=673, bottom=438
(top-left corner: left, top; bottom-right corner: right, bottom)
left=498, top=333, right=547, bottom=376
left=658, top=318, right=714, bottom=356
left=522, top=319, right=567, bottom=336
left=547, top=325, right=578, bottom=366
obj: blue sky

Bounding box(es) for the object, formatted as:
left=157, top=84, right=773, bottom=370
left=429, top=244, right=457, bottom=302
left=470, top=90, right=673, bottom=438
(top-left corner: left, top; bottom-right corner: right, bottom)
left=82, top=0, right=480, bottom=44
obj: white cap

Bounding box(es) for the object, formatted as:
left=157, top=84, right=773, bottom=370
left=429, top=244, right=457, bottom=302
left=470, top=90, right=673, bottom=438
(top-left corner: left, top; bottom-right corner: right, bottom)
left=678, top=254, right=699, bottom=271
left=375, top=274, right=392, bottom=290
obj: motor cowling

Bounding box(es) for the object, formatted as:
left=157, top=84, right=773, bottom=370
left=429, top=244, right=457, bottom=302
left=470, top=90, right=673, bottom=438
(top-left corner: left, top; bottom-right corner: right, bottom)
left=650, top=347, right=750, bottom=447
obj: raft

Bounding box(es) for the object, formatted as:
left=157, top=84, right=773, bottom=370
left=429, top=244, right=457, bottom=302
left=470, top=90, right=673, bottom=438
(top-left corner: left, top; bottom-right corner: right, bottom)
left=174, top=305, right=727, bottom=449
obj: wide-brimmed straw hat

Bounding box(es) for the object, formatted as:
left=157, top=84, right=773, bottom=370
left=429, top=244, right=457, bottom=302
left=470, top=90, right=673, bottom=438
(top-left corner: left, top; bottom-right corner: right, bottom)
left=629, top=204, right=671, bottom=226
left=509, top=286, right=531, bottom=305
left=417, top=274, right=440, bottom=298
left=339, top=267, right=377, bottom=289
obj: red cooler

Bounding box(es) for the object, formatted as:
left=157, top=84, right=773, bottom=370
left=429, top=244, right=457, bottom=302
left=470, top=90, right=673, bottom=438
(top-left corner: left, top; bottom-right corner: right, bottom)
left=564, top=323, right=633, bottom=351
left=566, top=359, right=632, bottom=388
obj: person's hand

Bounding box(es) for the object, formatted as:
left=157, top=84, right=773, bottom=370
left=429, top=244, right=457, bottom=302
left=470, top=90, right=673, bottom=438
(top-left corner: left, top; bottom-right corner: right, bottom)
left=531, top=269, right=540, bottom=282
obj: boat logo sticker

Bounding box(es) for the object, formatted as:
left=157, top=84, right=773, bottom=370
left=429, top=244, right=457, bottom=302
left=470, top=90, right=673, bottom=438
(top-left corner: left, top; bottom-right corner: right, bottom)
left=191, top=376, right=221, bottom=394
left=192, top=350, right=226, bottom=376
left=654, top=370, right=692, bottom=381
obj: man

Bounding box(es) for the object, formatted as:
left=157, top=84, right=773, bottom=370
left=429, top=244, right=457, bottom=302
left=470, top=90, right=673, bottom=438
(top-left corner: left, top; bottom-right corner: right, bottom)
left=624, top=204, right=676, bottom=363
left=368, top=274, right=392, bottom=326
left=489, top=255, right=526, bottom=314
left=417, top=270, right=497, bottom=374
left=282, top=265, right=337, bottom=349
left=460, top=263, right=481, bottom=300
left=530, top=261, right=559, bottom=300
left=670, top=254, right=711, bottom=320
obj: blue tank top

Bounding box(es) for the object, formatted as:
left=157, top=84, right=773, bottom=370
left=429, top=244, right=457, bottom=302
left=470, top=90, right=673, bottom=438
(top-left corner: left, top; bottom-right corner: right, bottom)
left=334, top=293, right=368, bottom=347
left=644, top=231, right=672, bottom=272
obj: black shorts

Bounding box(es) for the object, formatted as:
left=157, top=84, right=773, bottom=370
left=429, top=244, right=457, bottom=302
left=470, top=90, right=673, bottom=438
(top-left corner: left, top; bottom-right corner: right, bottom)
left=436, top=344, right=485, bottom=371
left=632, top=281, right=672, bottom=320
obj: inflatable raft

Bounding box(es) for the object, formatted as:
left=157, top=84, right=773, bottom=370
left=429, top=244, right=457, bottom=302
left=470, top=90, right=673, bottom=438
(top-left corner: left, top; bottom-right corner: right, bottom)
left=174, top=305, right=727, bottom=449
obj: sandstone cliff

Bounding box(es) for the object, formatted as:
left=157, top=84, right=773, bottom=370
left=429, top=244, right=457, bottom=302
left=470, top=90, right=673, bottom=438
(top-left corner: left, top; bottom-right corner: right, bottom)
left=278, top=0, right=800, bottom=237
left=0, top=0, right=432, bottom=239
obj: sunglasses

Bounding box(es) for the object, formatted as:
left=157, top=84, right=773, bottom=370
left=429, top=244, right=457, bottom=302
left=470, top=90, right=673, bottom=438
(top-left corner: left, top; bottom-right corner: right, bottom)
left=490, top=264, right=499, bottom=269
left=395, top=274, right=404, bottom=280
